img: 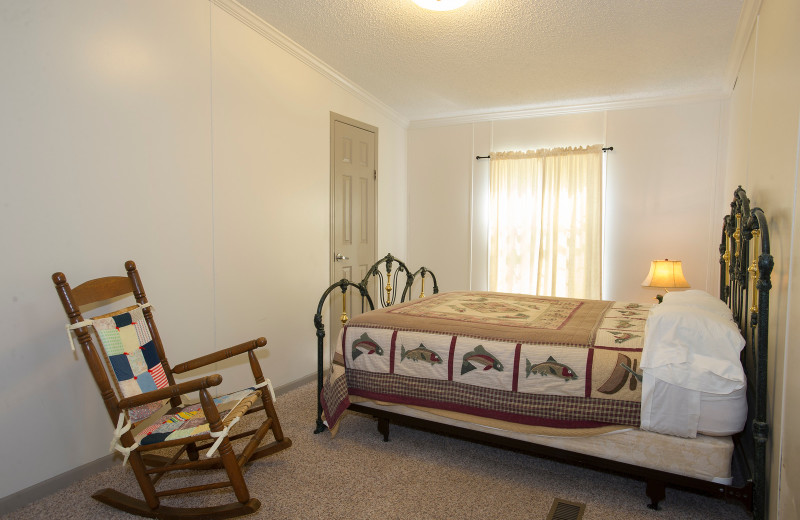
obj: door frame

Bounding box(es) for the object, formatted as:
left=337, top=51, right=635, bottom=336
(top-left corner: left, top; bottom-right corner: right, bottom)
left=329, top=112, right=379, bottom=287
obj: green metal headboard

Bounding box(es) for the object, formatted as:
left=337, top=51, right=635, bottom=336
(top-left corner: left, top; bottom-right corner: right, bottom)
left=719, top=186, right=773, bottom=520
left=313, top=253, right=438, bottom=433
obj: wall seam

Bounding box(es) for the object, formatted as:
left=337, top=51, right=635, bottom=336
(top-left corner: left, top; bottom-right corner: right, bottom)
left=209, top=2, right=219, bottom=387
left=469, top=124, right=474, bottom=290
left=776, top=105, right=800, bottom=520
left=601, top=111, right=609, bottom=299
left=708, top=100, right=725, bottom=292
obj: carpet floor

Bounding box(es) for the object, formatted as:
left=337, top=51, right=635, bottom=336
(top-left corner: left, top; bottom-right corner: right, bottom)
left=2, top=381, right=750, bottom=519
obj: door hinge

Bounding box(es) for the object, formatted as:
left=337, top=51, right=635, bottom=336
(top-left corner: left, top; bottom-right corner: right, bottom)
left=374, top=170, right=377, bottom=180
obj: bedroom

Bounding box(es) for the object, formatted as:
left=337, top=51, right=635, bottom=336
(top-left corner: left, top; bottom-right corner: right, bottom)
left=1, top=0, right=798, bottom=518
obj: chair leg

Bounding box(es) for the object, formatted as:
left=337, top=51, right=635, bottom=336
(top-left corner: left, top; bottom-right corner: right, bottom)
left=248, top=350, right=287, bottom=442
left=219, top=439, right=251, bottom=504
left=128, top=450, right=160, bottom=510
left=200, top=389, right=251, bottom=505
left=186, top=442, right=200, bottom=461
left=261, top=392, right=286, bottom=441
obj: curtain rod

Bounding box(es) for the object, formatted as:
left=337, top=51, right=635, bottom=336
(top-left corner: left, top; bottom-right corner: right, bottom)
left=475, top=146, right=613, bottom=160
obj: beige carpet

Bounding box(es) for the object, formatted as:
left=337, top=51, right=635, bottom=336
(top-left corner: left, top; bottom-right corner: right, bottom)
left=2, top=381, right=750, bottom=519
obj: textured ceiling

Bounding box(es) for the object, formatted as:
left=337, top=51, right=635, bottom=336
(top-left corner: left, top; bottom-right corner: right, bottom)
left=238, top=0, right=744, bottom=122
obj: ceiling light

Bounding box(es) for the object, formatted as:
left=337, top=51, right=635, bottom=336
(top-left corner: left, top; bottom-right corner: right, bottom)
left=412, top=0, right=470, bottom=11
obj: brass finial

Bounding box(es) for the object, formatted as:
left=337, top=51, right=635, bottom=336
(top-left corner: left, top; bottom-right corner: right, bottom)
left=340, top=290, right=349, bottom=325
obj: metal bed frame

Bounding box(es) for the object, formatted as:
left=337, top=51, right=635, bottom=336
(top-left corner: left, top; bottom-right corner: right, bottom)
left=313, top=187, right=771, bottom=518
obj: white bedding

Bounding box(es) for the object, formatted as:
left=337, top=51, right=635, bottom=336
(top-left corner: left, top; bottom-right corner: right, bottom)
left=640, top=290, right=747, bottom=437
left=641, top=373, right=747, bottom=437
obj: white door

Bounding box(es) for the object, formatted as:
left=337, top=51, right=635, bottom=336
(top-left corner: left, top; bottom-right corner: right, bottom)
left=331, top=116, right=376, bottom=342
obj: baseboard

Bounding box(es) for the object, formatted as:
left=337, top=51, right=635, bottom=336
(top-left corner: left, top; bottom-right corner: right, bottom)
left=0, top=373, right=316, bottom=515
left=274, top=371, right=316, bottom=397
left=0, top=453, right=118, bottom=515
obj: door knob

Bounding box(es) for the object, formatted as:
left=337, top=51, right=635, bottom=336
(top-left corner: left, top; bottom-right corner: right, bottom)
left=335, top=253, right=349, bottom=261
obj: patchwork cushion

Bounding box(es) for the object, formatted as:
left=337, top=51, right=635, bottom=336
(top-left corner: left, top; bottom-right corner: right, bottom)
left=91, top=306, right=266, bottom=444
left=135, top=387, right=261, bottom=446
left=93, top=307, right=169, bottom=423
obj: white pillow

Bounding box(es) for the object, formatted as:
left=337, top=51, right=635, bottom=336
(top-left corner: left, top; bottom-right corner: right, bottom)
left=660, top=290, right=734, bottom=321
left=641, top=304, right=745, bottom=394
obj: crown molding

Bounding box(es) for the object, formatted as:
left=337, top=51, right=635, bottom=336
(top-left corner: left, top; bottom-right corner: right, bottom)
left=408, top=91, right=729, bottom=129
left=723, top=0, right=761, bottom=93
left=211, top=0, right=409, bottom=128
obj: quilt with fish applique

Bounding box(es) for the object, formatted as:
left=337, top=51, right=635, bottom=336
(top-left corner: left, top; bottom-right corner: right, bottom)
left=321, top=291, right=651, bottom=432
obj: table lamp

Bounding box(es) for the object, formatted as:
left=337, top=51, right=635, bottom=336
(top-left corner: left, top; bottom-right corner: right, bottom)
left=641, top=259, right=690, bottom=302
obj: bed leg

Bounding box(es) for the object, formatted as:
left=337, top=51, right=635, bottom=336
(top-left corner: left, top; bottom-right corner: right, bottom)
left=645, top=479, right=665, bottom=510
left=377, top=417, right=390, bottom=442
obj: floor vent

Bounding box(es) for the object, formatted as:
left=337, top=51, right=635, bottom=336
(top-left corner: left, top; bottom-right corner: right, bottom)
left=546, top=498, right=586, bottom=520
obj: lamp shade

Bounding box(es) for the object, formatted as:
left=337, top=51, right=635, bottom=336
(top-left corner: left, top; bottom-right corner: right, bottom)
left=641, top=259, right=690, bottom=289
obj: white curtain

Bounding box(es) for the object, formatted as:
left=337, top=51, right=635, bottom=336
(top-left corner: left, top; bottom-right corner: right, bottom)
left=488, top=145, right=603, bottom=299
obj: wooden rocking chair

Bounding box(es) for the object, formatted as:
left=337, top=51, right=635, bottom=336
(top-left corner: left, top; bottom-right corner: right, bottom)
left=52, top=260, right=291, bottom=519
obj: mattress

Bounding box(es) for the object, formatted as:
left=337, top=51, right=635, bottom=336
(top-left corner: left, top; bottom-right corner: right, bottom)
left=352, top=399, right=735, bottom=484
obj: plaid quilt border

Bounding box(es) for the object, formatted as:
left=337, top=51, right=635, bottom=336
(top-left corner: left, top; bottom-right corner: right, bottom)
left=346, top=369, right=640, bottom=429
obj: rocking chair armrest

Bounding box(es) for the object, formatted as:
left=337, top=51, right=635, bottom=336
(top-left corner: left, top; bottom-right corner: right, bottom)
left=171, top=337, right=267, bottom=374
left=117, top=374, right=223, bottom=409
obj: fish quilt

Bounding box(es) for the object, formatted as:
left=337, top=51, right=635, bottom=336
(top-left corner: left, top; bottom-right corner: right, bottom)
left=321, top=292, right=651, bottom=431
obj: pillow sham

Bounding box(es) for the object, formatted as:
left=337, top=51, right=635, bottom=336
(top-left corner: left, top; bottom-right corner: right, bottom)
left=641, top=304, right=745, bottom=394
left=660, top=290, right=734, bottom=321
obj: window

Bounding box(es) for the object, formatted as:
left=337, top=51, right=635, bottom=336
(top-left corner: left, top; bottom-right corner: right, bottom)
left=488, top=145, right=603, bottom=299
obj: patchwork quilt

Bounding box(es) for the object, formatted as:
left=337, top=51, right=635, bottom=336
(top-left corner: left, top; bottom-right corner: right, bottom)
left=322, top=291, right=650, bottom=431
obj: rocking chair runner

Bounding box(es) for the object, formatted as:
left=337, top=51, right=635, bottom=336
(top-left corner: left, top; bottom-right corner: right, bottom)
left=52, top=260, right=291, bottom=519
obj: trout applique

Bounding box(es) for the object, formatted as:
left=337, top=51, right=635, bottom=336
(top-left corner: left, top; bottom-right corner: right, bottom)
left=460, top=345, right=503, bottom=375
left=525, top=356, right=578, bottom=381
left=351, top=332, right=383, bottom=360
left=400, top=344, right=443, bottom=365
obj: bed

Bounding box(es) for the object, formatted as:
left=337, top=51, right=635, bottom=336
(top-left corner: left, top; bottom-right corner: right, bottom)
left=313, top=187, right=772, bottom=519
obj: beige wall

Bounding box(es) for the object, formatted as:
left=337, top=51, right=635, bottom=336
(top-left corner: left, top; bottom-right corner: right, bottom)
left=725, top=0, right=800, bottom=518
left=407, top=124, right=474, bottom=291
left=0, top=0, right=408, bottom=500
left=407, top=101, right=724, bottom=303
left=604, top=102, right=724, bottom=301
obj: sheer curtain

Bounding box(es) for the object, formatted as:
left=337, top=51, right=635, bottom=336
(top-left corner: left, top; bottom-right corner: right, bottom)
left=488, top=145, right=603, bottom=299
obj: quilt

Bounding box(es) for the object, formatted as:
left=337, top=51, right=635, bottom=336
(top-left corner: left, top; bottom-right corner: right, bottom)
left=322, top=291, right=650, bottom=431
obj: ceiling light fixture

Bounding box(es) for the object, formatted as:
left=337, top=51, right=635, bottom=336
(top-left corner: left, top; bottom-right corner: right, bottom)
left=412, top=0, right=470, bottom=11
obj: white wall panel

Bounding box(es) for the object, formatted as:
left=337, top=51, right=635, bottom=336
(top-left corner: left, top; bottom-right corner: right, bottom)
left=409, top=107, right=719, bottom=304
left=209, top=4, right=408, bottom=394
left=0, top=0, right=408, bottom=502
left=735, top=1, right=800, bottom=516
left=0, top=1, right=214, bottom=498
left=210, top=7, right=334, bottom=392
left=491, top=112, right=606, bottom=152
left=604, top=102, right=722, bottom=301
left=407, top=125, right=473, bottom=291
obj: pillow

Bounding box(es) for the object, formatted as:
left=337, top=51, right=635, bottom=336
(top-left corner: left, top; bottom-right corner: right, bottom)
left=659, top=290, right=733, bottom=321
left=641, top=304, right=745, bottom=394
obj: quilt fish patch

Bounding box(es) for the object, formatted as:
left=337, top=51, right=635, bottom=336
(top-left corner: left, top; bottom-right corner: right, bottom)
left=400, top=344, right=442, bottom=365
left=351, top=332, right=383, bottom=360
left=526, top=356, right=578, bottom=381
left=461, top=345, right=504, bottom=375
